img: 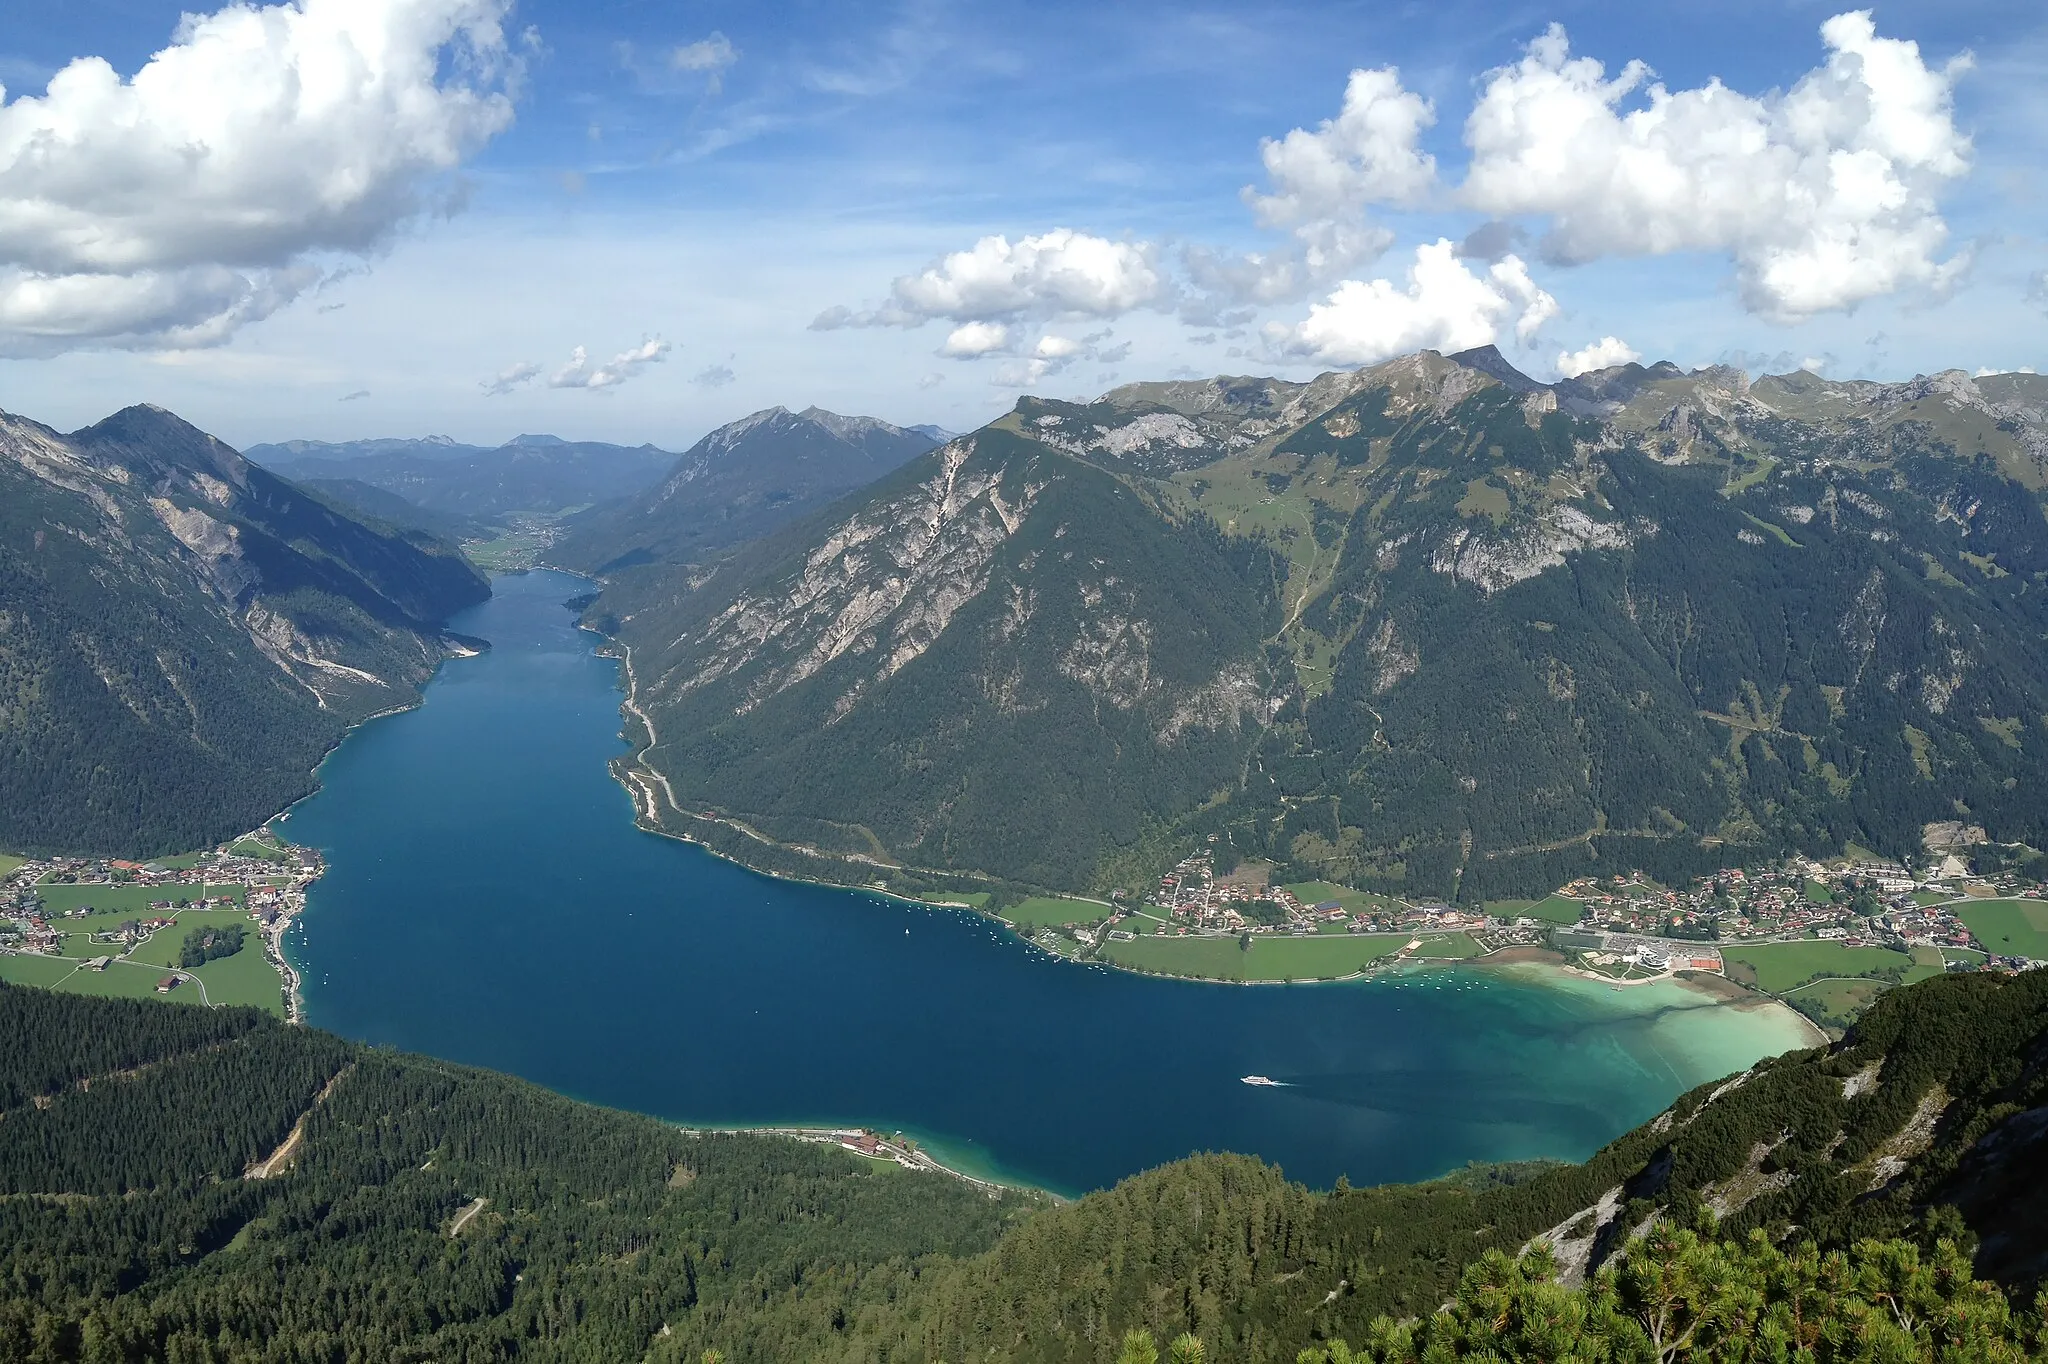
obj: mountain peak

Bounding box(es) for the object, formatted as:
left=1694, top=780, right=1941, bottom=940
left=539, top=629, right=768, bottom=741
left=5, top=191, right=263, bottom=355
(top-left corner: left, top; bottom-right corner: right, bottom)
left=504, top=433, right=567, bottom=448
left=1446, top=344, right=1543, bottom=391
left=71, top=404, right=249, bottom=485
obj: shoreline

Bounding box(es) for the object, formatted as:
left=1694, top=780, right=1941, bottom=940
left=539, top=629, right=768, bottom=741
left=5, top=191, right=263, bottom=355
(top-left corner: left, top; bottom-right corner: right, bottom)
left=573, top=589, right=1806, bottom=1033
left=282, top=568, right=1828, bottom=1063
left=600, top=691, right=1829, bottom=1049
left=681, top=1124, right=1052, bottom=1201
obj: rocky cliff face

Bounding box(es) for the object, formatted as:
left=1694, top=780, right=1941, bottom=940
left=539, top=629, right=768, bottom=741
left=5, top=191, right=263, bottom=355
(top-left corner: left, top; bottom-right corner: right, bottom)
left=0, top=404, right=488, bottom=855
left=594, top=348, right=2048, bottom=898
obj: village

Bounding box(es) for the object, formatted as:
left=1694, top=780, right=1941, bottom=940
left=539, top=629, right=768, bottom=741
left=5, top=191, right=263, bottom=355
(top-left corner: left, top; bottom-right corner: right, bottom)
left=1006, top=836, right=2047, bottom=1027
left=0, top=832, right=321, bottom=1019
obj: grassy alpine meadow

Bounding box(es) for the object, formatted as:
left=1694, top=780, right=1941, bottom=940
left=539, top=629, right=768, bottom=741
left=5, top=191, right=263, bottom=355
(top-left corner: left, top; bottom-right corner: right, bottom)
left=1097, top=930, right=1484, bottom=982
left=1720, top=940, right=1916, bottom=993
left=0, top=852, right=26, bottom=878
left=1957, top=899, right=2048, bottom=961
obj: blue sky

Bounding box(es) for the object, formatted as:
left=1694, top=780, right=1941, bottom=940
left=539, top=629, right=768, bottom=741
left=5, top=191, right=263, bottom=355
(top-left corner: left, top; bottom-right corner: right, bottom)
left=1, top=0, right=2044, bottom=449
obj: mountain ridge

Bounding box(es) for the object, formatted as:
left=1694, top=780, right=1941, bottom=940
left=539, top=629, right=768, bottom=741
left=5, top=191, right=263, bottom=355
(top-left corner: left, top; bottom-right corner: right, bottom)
left=550, top=403, right=941, bottom=575
left=590, top=345, right=2048, bottom=901
left=0, top=403, right=489, bottom=856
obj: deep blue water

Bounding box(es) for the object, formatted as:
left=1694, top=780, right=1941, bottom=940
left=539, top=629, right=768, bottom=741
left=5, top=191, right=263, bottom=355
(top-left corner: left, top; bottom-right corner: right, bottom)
left=284, top=569, right=1804, bottom=1197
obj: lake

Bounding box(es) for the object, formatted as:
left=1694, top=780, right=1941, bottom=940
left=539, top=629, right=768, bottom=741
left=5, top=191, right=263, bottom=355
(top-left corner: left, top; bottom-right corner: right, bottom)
left=283, top=568, right=1816, bottom=1198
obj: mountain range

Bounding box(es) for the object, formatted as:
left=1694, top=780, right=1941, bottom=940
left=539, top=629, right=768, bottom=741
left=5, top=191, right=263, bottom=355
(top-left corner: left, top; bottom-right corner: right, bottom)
left=248, top=432, right=677, bottom=520
left=0, top=405, right=488, bottom=857
left=589, top=348, right=2048, bottom=901
left=550, top=405, right=941, bottom=573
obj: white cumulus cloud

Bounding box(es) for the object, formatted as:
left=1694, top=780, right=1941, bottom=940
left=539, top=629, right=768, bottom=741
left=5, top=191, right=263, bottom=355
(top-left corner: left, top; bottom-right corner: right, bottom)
left=0, top=0, right=519, bottom=355
left=1460, top=12, right=1972, bottom=320
left=938, top=321, right=1011, bottom=357
left=1248, top=67, right=1439, bottom=226
left=1272, top=239, right=1557, bottom=367
left=1190, top=66, right=1436, bottom=309
left=1555, top=335, right=1641, bottom=377
left=548, top=338, right=670, bottom=390
left=813, top=229, right=1168, bottom=329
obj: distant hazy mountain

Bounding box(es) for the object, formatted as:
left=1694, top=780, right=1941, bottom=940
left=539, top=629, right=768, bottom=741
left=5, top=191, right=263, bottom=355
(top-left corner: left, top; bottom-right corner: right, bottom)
left=590, top=347, right=2048, bottom=899
left=249, top=433, right=676, bottom=519
left=243, top=434, right=487, bottom=463
left=299, top=477, right=488, bottom=542
left=0, top=405, right=489, bottom=857
left=551, top=406, right=940, bottom=574
left=910, top=423, right=960, bottom=443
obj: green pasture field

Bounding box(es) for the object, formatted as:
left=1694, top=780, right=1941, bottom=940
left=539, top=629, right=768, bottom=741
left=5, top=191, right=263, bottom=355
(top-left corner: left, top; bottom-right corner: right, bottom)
left=0, top=853, right=26, bottom=878
left=1905, top=945, right=1947, bottom=983
left=0, top=953, right=82, bottom=990
left=33, top=882, right=244, bottom=914
left=1909, top=890, right=1948, bottom=907
left=156, top=851, right=210, bottom=870
left=124, top=909, right=249, bottom=968
left=1782, top=976, right=1887, bottom=1018
left=5, top=905, right=285, bottom=1017
left=998, top=897, right=1106, bottom=932
left=1720, top=941, right=1915, bottom=994
left=228, top=837, right=293, bottom=864
left=1805, top=881, right=1836, bottom=904
left=1098, top=930, right=1482, bottom=983
left=1281, top=883, right=1396, bottom=915
left=1412, top=933, right=1489, bottom=959
left=1519, top=896, right=1588, bottom=926
left=181, top=942, right=286, bottom=1013
left=0, top=952, right=200, bottom=1005
left=1957, top=900, right=2048, bottom=960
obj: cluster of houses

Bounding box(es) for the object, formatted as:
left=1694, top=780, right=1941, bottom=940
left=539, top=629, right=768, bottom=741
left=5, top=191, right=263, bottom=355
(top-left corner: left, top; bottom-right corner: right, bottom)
left=1556, top=855, right=2043, bottom=962
left=0, top=839, right=319, bottom=969
left=1141, top=852, right=1506, bottom=942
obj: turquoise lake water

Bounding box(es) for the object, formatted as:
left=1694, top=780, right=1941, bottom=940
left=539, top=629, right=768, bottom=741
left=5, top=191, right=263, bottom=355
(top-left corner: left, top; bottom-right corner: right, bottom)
left=282, top=568, right=1815, bottom=1197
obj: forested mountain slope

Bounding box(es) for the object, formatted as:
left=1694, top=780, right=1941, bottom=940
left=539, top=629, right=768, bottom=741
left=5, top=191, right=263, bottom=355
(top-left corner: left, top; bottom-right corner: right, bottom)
left=0, top=405, right=489, bottom=856
left=592, top=350, right=2048, bottom=900
left=551, top=405, right=939, bottom=574
left=1, top=968, right=2044, bottom=1360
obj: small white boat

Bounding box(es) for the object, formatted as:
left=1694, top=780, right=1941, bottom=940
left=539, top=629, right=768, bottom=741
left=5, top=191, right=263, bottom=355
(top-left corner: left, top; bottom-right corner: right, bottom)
left=1241, top=1074, right=1280, bottom=1087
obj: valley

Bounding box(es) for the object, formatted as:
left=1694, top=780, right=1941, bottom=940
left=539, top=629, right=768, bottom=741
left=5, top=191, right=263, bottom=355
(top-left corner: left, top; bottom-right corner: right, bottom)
left=10, top=3, right=2048, bottom=1354
left=270, top=568, right=1821, bottom=1198
left=0, top=351, right=2044, bottom=1361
